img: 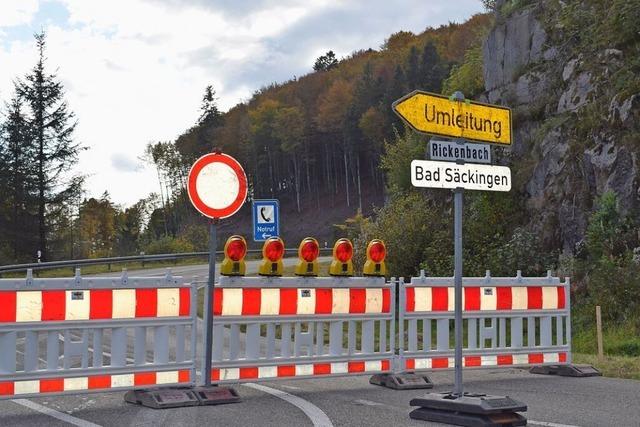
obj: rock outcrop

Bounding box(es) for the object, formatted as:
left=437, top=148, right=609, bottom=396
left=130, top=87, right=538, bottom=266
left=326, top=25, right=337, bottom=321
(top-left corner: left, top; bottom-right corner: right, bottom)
left=481, top=2, right=639, bottom=252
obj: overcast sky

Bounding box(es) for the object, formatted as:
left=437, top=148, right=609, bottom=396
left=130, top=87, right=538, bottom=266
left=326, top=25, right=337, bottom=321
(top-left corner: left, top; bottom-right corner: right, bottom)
left=0, top=0, right=484, bottom=206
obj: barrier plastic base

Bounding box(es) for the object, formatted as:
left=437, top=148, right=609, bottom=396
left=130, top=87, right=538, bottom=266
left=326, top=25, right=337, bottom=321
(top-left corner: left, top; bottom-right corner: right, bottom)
left=124, top=386, right=240, bottom=409
left=193, top=386, right=241, bottom=405
left=369, top=373, right=434, bottom=390
left=124, top=387, right=200, bottom=409
left=409, top=407, right=527, bottom=427
left=529, top=364, right=602, bottom=377
left=409, top=392, right=527, bottom=427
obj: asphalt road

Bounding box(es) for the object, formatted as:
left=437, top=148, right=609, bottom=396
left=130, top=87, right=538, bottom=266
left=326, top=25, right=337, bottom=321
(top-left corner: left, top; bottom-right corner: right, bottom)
left=2, top=262, right=639, bottom=427
left=2, top=368, right=639, bottom=427
left=93, top=256, right=332, bottom=282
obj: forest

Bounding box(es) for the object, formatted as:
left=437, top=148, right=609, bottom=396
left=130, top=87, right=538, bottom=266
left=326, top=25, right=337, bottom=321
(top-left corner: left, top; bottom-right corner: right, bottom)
left=0, top=13, right=493, bottom=264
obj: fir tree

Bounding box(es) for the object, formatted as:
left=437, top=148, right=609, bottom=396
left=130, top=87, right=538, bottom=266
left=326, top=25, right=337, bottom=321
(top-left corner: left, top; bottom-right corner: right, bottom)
left=198, top=85, right=222, bottom=128
left=313, top=51, right=338, bottom=72
left=419, top=42, right=444, bottom=92
left=17, top=31, right=84, bottom=261
left=405, top=46, right=420, bottom=90
left=0, top=94, right=38, bottom=262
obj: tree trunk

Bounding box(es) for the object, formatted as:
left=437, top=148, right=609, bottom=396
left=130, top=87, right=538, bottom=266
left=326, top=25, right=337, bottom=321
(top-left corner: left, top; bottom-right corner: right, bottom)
left=333, top=150, right=339, bottom=196
left=305, top=152, right=311, bottom=194
left=293, top=155, right=301, bottom=213
left=156, top=168, right=169, bottom=237
left=267, top=147, right=275, bottom=198
left=356, top=154, right=362, bottom=212
left=343, top=148, right=350, bottom=207
left=37, top=95, right=46, bottom=261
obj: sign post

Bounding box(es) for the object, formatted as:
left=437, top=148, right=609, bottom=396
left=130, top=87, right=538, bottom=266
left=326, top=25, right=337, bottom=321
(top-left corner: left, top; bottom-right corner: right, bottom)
left=394, top=91, right=527, bottom=425
left=205, top=218, right=217, bottom=387
left=453, top=185, right=463, bottom=397
left=186, top=151, right=247, bottom=392
left=126, top=151, right=247, bottom=408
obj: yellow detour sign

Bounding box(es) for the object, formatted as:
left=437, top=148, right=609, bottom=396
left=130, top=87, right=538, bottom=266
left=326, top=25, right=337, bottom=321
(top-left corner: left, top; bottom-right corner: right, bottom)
left=393, top=90, right=512, bottom=146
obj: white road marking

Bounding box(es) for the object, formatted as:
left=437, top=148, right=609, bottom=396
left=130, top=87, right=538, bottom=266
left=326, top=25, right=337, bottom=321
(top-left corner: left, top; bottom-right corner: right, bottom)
left=12, top=399, right=102, bottom=427
left=528, top=421, right=581, bottom=427
left=280, top=385, right=302, bottom=390
left=242, top=383, right=333, bottom=427
left=353, top=399, right=384, bottom=407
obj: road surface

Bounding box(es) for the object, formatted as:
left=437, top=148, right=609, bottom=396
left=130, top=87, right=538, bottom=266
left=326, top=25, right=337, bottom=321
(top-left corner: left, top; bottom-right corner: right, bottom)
left=1, top=263, right=639, bottom=427
left=92, top=256, right=332, bottom=282
left=2, top=367, right=639, bottom=427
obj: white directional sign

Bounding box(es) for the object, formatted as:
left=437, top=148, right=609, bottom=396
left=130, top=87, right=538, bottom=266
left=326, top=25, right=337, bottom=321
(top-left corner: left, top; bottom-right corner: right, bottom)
left=429, top=139, right=491, bottom=164
left=411, top=159, right=511, bottom=192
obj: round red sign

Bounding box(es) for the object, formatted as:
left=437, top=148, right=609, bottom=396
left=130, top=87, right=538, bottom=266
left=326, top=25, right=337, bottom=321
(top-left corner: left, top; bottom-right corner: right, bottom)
left=187, top=152, right=247, bottom=219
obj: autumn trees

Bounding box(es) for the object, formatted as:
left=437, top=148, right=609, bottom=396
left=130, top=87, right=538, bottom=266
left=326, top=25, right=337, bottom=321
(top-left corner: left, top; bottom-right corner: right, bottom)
left=0, top=14, right=492, bottom=263
left=148, top=14, right=492, bottom=241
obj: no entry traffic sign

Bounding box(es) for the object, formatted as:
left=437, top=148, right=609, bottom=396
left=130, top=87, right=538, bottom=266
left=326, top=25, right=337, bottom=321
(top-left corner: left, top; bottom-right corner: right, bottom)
left=187, top=152, right=248, bottom=219
left=187, top=151, right=248, bottom=389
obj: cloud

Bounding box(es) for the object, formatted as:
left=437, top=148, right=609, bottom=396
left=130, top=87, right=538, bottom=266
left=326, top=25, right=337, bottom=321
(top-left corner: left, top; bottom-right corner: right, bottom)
left=111, top=152, right=142, bottom=172
left=0, top=0, right=39, bottom=27
left=0, top=0, right=483, bottom=206
left=145, top=0, right=337, bottom=19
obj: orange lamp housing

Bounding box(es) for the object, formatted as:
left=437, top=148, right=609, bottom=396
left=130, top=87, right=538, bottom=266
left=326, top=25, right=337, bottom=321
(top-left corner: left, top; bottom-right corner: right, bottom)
left=295, top=237, right=319, bottom=276
left=221, top=235, right=247, bottom=276
left=258, top=237, right=285, bottom=276
left=329, top=238, right=354, bottom=276
left=363, top=239, right=386, bottom=276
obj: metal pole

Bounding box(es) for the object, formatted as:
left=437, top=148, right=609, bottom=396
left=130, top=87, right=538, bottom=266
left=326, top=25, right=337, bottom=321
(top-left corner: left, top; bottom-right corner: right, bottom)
left=453, top=188, right=464, bottom=397
left=450, top=90, right=466, bottom=398
left=202, top=218, right=218, bottom=386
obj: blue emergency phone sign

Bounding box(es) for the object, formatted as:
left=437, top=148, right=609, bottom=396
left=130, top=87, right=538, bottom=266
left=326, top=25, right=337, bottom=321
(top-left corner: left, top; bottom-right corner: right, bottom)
left=252, top=199, right=279, bottom=242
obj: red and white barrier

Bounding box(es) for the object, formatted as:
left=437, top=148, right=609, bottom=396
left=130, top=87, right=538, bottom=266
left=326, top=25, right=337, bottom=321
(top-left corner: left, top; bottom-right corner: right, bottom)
left=210, top=276, right=395, bottom=386
left=405, top=352, right=568, bottom=370
left=398, top=273, right=572, bottom=378
left=406, top=285, right=566, bottom=312
left=0, top=275, right=197, bottom=401
left=0, top=369, right=191, bottom=397
left=213, top=287, right=391, bottom=316
left=0, top=287, right=191, bottom=322
left=212, top=359, right=391, bottom=382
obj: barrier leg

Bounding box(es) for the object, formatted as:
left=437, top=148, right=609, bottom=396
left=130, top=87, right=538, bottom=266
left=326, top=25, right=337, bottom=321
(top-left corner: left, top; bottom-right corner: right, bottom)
left=370, top=279, right=433, bottom=390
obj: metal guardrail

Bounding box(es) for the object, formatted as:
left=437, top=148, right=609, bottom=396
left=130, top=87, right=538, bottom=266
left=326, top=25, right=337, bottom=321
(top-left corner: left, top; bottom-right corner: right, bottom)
left=0, top=248, right=333, bottom=274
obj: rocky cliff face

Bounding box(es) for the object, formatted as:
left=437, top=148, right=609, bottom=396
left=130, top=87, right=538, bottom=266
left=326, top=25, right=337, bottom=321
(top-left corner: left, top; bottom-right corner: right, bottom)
left=480, top=1, right=639, bottom=253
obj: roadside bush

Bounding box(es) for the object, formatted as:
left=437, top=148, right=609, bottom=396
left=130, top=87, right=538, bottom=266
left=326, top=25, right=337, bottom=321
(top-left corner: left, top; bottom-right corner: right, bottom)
left=143, top=236, right=195, bottom=255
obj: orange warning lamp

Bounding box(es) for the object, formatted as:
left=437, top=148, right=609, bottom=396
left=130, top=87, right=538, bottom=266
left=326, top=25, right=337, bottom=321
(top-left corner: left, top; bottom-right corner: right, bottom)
left=363, top=239, right=386, bottom=276
left=258, top=237, right=285, bottom=276
left=329, top=238, right=354, bottom=276
left=221, top=235, right=247, bottom=276
left=295, top=237, right=319, bottom=276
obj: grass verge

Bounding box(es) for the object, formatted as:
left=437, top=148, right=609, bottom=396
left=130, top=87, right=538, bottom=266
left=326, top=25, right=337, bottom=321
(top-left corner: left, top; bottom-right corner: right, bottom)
left=573, top=353, right=640, bottom=380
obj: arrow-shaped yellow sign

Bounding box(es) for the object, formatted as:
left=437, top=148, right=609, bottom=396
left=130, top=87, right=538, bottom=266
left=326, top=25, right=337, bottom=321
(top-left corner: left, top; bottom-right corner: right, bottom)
left=392, top=91, right=512, bottom=146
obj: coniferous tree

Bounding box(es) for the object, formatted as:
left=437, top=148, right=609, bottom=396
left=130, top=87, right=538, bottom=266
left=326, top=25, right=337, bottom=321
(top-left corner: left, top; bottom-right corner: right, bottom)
left=0, top=94, right=38, bottom=262
left=419, top=42, right=444, bottom=92
left=198, top=85, right=222, bottom=128
left=405, top=46, right=420, bottom=90
left=17, top=31, right=84, bottom=261
left=381, top=65, right=407, bottom=137
left=313, top=51, right=338, bottom=72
